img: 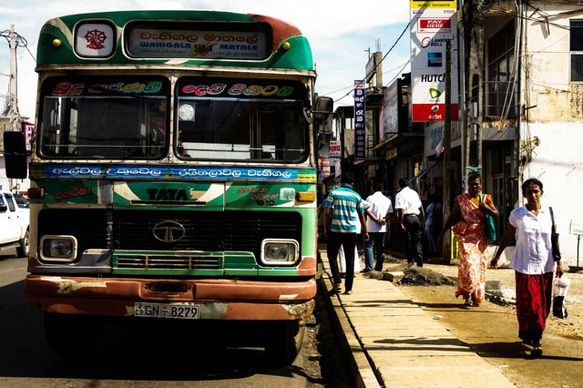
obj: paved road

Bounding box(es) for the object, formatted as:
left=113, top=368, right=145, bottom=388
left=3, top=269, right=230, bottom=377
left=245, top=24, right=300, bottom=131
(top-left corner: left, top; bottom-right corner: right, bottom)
left=0, top=251, right=335, bottom=387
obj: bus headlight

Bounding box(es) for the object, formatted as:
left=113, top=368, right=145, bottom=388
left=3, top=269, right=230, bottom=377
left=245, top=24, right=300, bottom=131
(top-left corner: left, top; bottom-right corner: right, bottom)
left=261, top=239, right=299, bottom=266
left=40, top=235, right=78, bottom=262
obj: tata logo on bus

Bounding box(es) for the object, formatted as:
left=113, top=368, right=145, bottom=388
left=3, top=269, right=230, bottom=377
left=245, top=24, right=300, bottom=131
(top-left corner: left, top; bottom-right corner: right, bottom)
left=146, top=188, right=190, bottom=201
left=152, top=221, right=186, bottom=243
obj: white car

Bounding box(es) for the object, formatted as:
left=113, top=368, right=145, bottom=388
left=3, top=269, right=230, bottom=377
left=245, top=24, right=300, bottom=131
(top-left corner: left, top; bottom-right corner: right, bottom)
left=0, top=191, right=30, bottom=257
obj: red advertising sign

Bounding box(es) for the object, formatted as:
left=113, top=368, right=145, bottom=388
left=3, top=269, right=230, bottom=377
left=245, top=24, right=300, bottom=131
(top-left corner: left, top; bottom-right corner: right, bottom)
left=23, top=123, right=34, bottom=154
left=412, top=103, right=458, bottom=122
left=418, top=18, right=452, bottom=32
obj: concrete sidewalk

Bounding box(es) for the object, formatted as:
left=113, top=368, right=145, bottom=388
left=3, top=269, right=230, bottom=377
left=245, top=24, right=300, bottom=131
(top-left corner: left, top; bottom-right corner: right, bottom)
left=318, top=250, right=515, bottom=388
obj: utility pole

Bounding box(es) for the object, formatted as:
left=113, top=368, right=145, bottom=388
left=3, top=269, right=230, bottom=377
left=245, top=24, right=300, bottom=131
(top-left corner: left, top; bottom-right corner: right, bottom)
left=374, top=51, right=383, bottom=89
left=464, top=1, right=485, bottom=187
left=9, top=24, right=20, bottom=132
left=442, top=39, right=452, bottom=265
left=8, top=24, right=21, bottom=191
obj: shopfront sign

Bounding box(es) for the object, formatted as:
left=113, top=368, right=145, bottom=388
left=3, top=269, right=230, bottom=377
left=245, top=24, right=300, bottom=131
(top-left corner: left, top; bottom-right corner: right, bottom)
left=354, top=80, right=366, bottom=160
left=410, top=0, right=459, bottom=122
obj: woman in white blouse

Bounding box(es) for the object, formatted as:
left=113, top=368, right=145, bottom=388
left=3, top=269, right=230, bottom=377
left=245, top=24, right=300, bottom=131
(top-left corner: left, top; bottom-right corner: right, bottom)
left=490, top=178, right=563, bottom=359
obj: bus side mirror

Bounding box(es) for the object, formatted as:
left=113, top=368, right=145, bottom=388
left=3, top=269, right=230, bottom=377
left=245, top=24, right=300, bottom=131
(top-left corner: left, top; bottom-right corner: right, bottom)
left=314, top=97, right=333, bottom=135
left=3, top=131, right=28, bottom=179
left=318, top=133, right=330, bottom=158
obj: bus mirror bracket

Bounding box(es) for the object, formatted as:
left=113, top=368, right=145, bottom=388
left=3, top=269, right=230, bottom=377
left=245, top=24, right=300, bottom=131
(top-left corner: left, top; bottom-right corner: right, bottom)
left=3, top=131, right=28, bottom=179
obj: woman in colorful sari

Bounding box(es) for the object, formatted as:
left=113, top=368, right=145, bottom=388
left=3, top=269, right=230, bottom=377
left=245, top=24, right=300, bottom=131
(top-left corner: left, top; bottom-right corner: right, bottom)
left=490, top=178, right=563, bottom=358
left=439, top=173, right=499, bottom=306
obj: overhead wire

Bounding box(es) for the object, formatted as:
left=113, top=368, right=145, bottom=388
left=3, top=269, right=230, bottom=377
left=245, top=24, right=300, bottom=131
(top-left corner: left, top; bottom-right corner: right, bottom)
left=0, top=28, right=36, bottom=62
left=492, top=3, right=583, bottom=99
left=1, top=28, right=36, bottom=118
left=487, top=4, right=579, bottom=32
left=328, top=21, right=411, bottom=103
left=328, top=2, right=583, bottom=106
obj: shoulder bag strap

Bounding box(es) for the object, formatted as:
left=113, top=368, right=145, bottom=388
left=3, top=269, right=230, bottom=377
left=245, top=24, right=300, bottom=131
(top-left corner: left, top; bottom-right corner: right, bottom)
left=550, top=207, right=556, bottom=232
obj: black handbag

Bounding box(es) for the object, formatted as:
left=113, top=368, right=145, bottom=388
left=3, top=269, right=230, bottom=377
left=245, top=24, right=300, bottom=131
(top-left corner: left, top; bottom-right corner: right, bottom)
left=553, top=295, right=568, bottom=319
left=550, top=207, right=561, bottom=262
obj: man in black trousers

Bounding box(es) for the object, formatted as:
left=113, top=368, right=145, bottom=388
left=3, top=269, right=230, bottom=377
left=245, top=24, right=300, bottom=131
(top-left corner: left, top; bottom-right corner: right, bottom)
left=395, top=178, right=424, bottom=267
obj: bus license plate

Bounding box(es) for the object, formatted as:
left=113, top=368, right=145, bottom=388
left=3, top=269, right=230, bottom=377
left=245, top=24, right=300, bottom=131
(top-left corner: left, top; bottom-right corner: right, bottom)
left=134, top=302, right=200, bottom=319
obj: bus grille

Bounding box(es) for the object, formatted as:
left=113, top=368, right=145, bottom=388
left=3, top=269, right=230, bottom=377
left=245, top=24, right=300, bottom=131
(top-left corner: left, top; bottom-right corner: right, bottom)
left=115, top=254, right=221, bottom=270
left=38, top=209, right=302, bottom=262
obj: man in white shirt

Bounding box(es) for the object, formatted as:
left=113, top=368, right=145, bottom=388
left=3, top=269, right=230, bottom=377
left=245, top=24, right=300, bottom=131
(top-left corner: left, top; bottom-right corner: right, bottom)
left=395, top=178, right=424, bottom=267
left=363, top=180, right=393, bottom=272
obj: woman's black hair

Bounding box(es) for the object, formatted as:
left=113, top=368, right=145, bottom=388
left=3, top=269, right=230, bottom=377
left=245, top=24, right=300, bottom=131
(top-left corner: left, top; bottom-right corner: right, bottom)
left=468, top=172, right=482, bottom=182
left=521, top=178, right=543, bottom=193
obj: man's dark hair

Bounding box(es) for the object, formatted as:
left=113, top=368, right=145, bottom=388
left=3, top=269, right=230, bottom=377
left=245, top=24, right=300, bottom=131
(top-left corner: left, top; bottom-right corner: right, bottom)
left=372, top=180, right=382, bottom=192
left=398, top=178, right=408, bottom=188
left=522, top=178, right=543, bottom=193
left=342, top=172, right=355, bottom=184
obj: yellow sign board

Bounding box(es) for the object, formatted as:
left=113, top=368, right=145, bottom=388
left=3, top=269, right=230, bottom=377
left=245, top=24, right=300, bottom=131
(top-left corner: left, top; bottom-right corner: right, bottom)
left=410, top=0, right=457, bottom=9
left=385, top=147, right=398, bottom=160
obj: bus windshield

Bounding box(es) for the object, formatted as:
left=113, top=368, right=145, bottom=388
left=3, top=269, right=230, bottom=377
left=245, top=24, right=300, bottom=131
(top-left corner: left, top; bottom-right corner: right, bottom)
left=38, top=76, right=169, bottom=160
left=37, top=76, right=310, bottom=163
left=177, top=98, right=307, bottom=162
left=176, top=77, right=309, bottom=163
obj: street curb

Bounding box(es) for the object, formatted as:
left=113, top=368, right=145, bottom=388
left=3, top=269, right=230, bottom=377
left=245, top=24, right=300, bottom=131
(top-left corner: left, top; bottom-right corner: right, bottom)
left=317, top=269, right=381, bottom=388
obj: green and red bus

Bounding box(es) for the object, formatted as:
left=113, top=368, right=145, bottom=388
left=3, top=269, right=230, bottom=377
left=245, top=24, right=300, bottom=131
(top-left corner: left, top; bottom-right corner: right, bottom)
left=4, top=10, right=332, bottom=365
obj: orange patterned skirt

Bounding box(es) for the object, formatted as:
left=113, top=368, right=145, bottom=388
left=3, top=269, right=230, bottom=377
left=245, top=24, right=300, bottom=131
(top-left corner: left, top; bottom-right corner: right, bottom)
left=454, top=224, right=488, bottom=304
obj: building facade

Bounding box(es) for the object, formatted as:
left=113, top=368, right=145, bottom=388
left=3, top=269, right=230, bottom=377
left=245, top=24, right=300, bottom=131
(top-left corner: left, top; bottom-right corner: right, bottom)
left=326, top=0, right=583, bottom=267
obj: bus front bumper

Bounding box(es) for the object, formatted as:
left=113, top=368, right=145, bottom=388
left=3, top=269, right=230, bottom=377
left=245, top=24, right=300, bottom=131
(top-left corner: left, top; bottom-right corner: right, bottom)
left=25, top=276, right=316, bottom=320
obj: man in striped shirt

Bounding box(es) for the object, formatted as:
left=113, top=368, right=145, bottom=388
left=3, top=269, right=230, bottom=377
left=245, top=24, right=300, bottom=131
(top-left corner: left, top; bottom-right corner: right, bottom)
left=323, top=172, right=369, bottom=295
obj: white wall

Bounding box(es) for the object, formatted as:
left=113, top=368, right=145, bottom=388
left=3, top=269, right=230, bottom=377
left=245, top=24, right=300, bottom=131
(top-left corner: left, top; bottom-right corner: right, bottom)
left=518, top=3, right=583, bottom=266
left=524, top=3, right=583, bottom=122
left=521, top=122, right=583, bottom=267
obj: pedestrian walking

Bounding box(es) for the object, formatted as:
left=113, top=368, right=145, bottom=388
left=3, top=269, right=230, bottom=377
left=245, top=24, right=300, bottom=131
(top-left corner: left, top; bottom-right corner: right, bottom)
left=363, top=180, right=393, bottom=272
left=424, top=195, right=442, bottom=257
left=323, top=188, right=363, bottom=276
left=323, top=172, right=369, bottom=295
left=395, top=178, right=424, bottom=268
left=439, top=173, right=499, bottom=306
left=490, top=178, right=563, bottom=358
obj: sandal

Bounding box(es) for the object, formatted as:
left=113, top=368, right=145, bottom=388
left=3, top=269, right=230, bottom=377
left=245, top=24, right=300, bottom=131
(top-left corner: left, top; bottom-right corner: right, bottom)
left=470, top=295, right=480, bottom=307
left=530, top=347, right=543, bottom=359
left=329, top=284, right=342, bottom=295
